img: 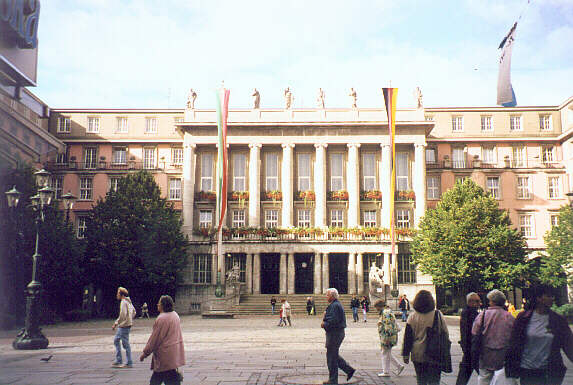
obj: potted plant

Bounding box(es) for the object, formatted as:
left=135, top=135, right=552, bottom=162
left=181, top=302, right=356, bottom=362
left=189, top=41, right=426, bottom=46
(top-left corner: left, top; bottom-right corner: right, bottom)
left=329, top=190, right=349, bottom=201
left=504, top=155, right=511, bottom=168
left=264, top=190, right=282, bottom=202
left=297, top=190, right=315, bottom=206
left=229, top=191, right=249, bottom=207
left=99, top=156, right=106, bottom=169
left=128, top=156, right=136, bottom=169
left=69, top=156, right=77, bottom=169
left=472, top=155, right=481, bottom=168
left=362, top=190, right=382, bottom=201
left=443, top=155, right=451, bottom=168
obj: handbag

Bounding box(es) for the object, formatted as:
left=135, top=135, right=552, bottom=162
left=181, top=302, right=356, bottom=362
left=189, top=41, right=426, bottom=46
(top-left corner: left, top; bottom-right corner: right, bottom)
left=424, top=310, right=452, bottom=373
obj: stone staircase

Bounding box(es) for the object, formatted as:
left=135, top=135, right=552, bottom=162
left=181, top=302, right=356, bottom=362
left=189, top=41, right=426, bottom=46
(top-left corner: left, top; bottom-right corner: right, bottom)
left=230, top=294, right=357, bottom=316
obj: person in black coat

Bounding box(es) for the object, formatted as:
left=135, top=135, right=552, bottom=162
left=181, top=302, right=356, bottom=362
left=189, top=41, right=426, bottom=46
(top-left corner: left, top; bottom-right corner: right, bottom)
left=350, top=295, right=360, bottom=322
left=455, top=292, right=481, bottom=385
left=321, top=288, right=356, bottom=384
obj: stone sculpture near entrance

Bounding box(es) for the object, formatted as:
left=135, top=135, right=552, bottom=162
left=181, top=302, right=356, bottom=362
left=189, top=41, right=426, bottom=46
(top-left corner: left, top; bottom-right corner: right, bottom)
left=252, top=88, right=260, bottom=109
left=349, top=88, right=357, bottom=108
left=415, top=86, right=423, bottom=109
left=284, top=87, right=293, bottom=109
left=368, top=261, right=385, bottom=304
left=186, top=88, right=197, bottom=109
left=317, top=88, right=325, bottom=109
left=225, top=262, right=242, bottom=305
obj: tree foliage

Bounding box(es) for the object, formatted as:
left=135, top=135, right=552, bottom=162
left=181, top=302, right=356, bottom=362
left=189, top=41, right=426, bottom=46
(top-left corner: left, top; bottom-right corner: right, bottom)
left=410, top=179, right=530, bottom=293
left=85, top=171, right=188, bottom=316
left=541, top=205, right=573, bottom=287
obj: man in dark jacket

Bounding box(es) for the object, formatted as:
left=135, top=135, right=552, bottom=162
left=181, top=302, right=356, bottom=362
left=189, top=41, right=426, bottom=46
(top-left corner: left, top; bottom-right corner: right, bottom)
left=321, top=288, right=356, bottom=384
left=350, top=295, right=360, bottom=322
left=455, top=292, right=481, bottom=385
left=399, top=294, right=410, bottom=322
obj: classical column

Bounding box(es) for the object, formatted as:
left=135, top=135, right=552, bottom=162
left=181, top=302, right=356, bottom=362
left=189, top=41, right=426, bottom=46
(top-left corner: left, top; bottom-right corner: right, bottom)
left=253, top=253, right=260, bottom=294
left=348, top=252, right=356, bottom=294
left=182, top=136, right=196, bottom=236
left=280, top=253, right=287, bottom=295
left=383, top=252, right=390, bottom=287
left=248, top=143, right=262, bottom=227
left=356, top=252, right=364, bottom=295
left=314, top=143, right=328, bottom=227
left=281, top=144, right=295, bottom=227
left=211, top=253, right=218, bottom=289
left=287, top=253, right=295, bottom=294
left=322, top=253, right=329, bottom=293
left=246, top=253, right=253, bottom=294
left=314, top=253, right=322, bottom=294
left=347, top=143, right=361, bottom=227
left=380, top=144, right=391, bottom=228
left=414, top=144, right=427, bottom=227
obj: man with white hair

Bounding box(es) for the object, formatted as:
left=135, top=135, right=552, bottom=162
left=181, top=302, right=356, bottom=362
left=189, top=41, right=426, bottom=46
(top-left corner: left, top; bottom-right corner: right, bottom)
left=321, top=288, right=356, bottom=384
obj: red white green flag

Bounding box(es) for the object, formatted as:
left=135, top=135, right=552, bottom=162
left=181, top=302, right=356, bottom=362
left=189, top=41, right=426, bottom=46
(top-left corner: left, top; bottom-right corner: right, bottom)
left=216, top=88, right=230, bottom=231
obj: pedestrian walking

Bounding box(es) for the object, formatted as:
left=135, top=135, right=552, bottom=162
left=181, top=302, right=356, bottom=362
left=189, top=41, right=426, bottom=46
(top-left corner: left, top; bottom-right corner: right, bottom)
left=141, top=302, right=150, bottom=319
left=471, top=289, right=516, bottom=385
left=374, top=299, right=405, bottom=377
left=310, top=297, right=316, bottom=315
left=111, top=287, right=136, bottom=368
left=350, top=294, right=360, bottom=322
left=270, top=296, right=277, bottom=314
left=306, top=297, right=313, bottom=315
left=505, top=285, right=573, bottom=385
left=402, top=289, right=449, bottom=385
left=140, top=295, right=185, bottom=385
left=399, top=294, right=410, bottom=322
left=277, top=306, right=285, bottom=326
left=321, top=288, right=356, bottom=384
left=282, top=298, right=292, bottom=326
left=455, top=292, right=481, bottom=385
left=360, top=295, right=369, bottom=322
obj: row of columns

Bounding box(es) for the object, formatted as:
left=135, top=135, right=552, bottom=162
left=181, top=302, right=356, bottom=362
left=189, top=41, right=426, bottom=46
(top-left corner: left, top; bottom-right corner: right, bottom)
left=182, top=133, right=427, bottom=234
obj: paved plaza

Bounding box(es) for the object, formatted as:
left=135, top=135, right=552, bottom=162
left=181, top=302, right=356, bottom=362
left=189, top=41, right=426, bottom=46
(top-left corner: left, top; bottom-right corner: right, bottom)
left=1, top=313, right=572, bottom=385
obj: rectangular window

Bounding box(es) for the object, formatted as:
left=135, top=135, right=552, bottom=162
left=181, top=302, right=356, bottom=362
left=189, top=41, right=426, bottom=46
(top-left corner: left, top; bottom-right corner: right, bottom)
left=77, top=216, right=88, bottom=239
left=201, top=153, right=213, bottom=191
left=481, top=116, right=493, bottom=131
left=452, top=116, right=464, bottom=131
left=330, top=209, right=344, bottom=227
left=112, top=147, right=127, bottom=164
left=330, top=153, right=344, bottom=191
left=265, top=153, right=279, bottom=191
left=425, top=148, right=436, bottom=164
left=199, top=210, right=213, bottom=228
left=56, top=152, right=67, bottom=164
left=362, top=153, right=376, bottom=191
left=79, top=177, right=93, bottom=200
left=452, top=148, right=466, bottom=169
left=297, top=153, right=311, bottom=191
left=109, top=176, right=121, bottom=192
left=427, top=176, right=440, bottom=199
left=83, top=147, right=97, bottom=169
left=50, top=175, right=64, bottom=200
left=396, top=209, right=410, bottom=228
left=539, top=115, right=552, bottom=131
left=297, top=209, right=311, bottom=227
left=232, top=153, right=246, bottom=191
left=143, top=148, right=156, bottom=169
left=57, top=117, right=71, bottom=133
left=517, top=176, right=531, bottom=199
left=116, top=117, right=128, bottom=133
left=171, top=148, right=183, bottom=165
left=548, top=176, right=560, bottom=198
left=550, top=214, right=559, bottom=227
left=486, top=176, right=500, bottom=199
left=145, top=117, right=157, bottom=133
left=192, top=254, right=212, bottom=284
left=363, top=210, right=376, bottom=227
left=87, top=117, right=100, bottom=133
left=512, top=146, right=526, bottom=167
left=398, top=253, right=416, bottom=284
left=519, top=214, right=534, bottom=238
left=169, top=178, right=182, bottom=200
left=232, top=210, right=246, bottom=228
left=510, top=116, right=522, bottom=131
left=396, top=152, right=409, bottom=190
left=265, top=209, right=279, bottom=228
left=225, top=254, right=246, bottom=283
left=542, top=146, right=555, bottom=164
left=482, top=146, right=496, bottom=165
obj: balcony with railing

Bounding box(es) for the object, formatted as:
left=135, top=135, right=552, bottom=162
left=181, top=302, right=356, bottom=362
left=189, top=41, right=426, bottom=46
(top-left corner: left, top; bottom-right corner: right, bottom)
left=45, top=160, right=165, bottom=172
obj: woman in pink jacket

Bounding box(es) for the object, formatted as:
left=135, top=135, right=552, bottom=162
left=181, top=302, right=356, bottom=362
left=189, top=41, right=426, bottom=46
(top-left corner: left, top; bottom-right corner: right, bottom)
left=140, top=295, right=185, bottom=385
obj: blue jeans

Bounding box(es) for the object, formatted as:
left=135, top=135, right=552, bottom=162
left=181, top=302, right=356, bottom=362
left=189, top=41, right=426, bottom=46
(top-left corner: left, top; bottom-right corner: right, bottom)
left=401, top=309, right=408, bottom=321
left=114, top=327, right=132, bottom=365
left=352, top=307, right=358, bottom=322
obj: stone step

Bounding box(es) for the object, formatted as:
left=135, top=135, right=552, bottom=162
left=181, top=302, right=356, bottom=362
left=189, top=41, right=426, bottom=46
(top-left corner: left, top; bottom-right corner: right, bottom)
left=230, top=294, right=366, bottom=315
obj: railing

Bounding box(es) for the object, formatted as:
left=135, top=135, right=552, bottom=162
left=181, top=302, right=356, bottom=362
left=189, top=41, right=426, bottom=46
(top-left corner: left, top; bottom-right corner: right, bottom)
left=45, top=161, right=165, bottom=171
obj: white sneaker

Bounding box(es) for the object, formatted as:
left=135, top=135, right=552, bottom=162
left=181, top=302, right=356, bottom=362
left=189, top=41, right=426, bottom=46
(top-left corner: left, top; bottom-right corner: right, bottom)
left=395, top=365, right=404, bottom=376
left=377, top=372, right=390, bottom=377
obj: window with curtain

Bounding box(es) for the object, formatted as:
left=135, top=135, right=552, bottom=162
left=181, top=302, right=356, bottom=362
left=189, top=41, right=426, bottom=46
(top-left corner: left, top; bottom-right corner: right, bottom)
left=192, top=254, right=212, bottom=284
left=143, top=148, right=156, bottom=169
left=112, top=147, right=127, bottom=164
left=482, top=146, right=496, bottom=164
left=512, top=146, right=525, bottom=167
left=199, top=210, right=213, bottom=228
left=362, top=153, right=376, bottom=190
left=363, top=210, right=376, bottom=227
left=517, top=176, right=531, bottom=199
left=452, top=148, right=466, bottom=168
left=297, top=153, right=311, bottom=191
left=201, top=153, right=213, bottom=191
left=232, top=153, right=246, bottom=191
left=265, top=153, right=279, bottom=191
left=84, top=147, right=97, bottom=169
left=330, top=153, right=344, bottom=191
left=427, top=176, right=440, bottom=199
left=396, top=152, right=409, bottom=191
left=330, top=209, right=343, bottom=227
left=265, top=209, right=279, bottom=228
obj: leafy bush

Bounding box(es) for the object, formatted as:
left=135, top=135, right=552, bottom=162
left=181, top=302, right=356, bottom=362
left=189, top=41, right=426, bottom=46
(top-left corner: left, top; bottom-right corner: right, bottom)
left=551, top=304, right=573, bottom=318
left=63, top=309, right=91, bottom=322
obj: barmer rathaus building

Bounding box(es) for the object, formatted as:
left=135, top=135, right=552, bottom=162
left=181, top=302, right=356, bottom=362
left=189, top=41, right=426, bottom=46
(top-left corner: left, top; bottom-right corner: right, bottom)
left=37, top=92, right=573, bottom=312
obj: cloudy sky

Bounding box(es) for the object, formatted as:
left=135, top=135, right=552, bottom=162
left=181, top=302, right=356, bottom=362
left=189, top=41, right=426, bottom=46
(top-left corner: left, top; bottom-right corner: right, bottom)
left=34, top=0, right=572, bottom=109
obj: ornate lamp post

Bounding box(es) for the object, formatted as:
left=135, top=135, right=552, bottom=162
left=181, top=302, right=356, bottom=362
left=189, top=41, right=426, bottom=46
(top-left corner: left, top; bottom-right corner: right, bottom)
left=7, top=169, right=54, bottom=350
left=61, top=191, right=77, bottom=224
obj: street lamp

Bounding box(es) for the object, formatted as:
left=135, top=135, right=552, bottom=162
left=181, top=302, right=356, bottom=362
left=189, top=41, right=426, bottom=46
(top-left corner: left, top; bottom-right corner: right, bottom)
left=6, top=169, right=54, bottom=350
left=61, top=191, right=77, bottom=223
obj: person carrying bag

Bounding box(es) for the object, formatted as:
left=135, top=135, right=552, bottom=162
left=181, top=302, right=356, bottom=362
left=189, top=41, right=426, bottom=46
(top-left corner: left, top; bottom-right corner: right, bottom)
left=425, top=310, right=452, bottom=373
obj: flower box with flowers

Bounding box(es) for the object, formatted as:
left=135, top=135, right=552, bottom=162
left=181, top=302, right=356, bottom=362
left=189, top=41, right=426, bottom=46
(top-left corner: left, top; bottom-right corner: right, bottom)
left=297, top=190, right=315, bottom=201
left=229, top=191, right=249, bottom=201
left=263, top=190, right=282, bottom=201
left=361, top=190, right=382, bottom=201
left=395, top=190, right=416, bottom=201
left=193, top=227, right=213, bottom=237
left=329, top=190, right=349, bottom=201
left=195, top=191, right=217, bottom=202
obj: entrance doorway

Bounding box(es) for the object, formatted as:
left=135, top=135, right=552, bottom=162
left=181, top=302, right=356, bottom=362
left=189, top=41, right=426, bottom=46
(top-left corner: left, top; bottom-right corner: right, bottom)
left=329, top=253, right=348, bottom=294
left=260, top=253, right=280, bottom=294
left=294, top=253, right=314, bottom=294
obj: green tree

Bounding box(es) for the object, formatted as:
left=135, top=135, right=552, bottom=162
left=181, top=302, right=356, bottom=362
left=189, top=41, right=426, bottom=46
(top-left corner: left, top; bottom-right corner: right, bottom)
left=541, top=205, right=573, bottom=288
left=85, top=171, right=188, bottom=316
left=410, top=179, right=531, bottom=295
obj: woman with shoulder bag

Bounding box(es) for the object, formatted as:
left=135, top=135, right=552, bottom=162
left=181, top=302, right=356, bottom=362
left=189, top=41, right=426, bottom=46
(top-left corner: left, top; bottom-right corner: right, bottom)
left=402, top=290, right=450, bottom=385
